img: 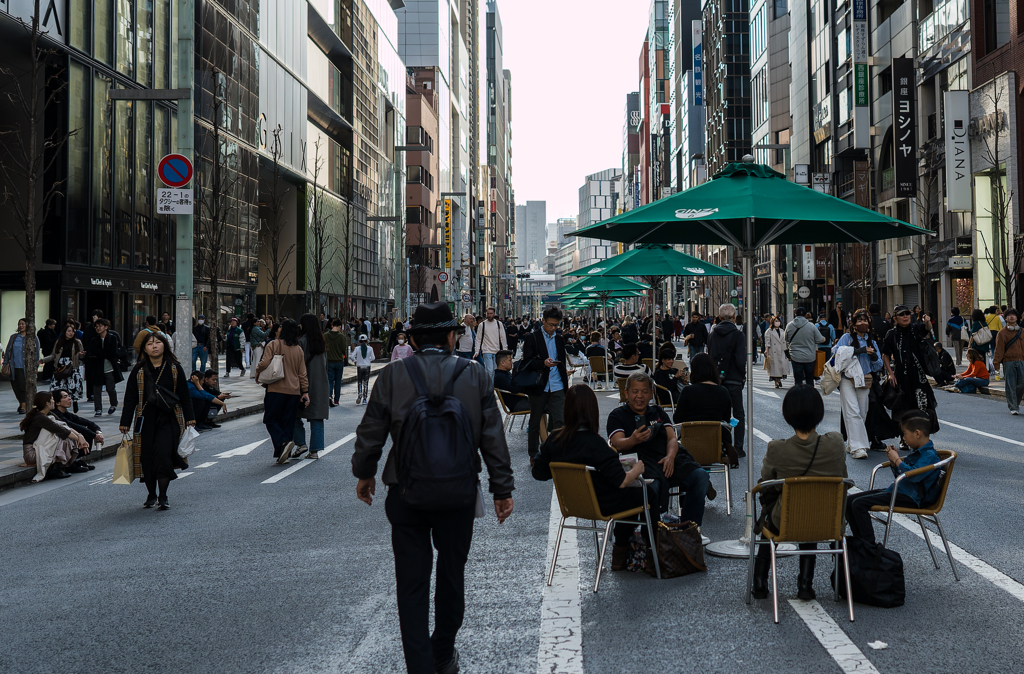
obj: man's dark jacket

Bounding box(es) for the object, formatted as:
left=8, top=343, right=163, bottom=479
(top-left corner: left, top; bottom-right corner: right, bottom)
left=352, top=351, right=514, bottom=500
left=53, top=407, right=100, bottom=442
left=84, top=333, right=125, bottom=384
left=520, top=328, right=568, bottom=393
left=707, top=320, right=746, bottom=384
left=193, top=323, right=211, bottom=347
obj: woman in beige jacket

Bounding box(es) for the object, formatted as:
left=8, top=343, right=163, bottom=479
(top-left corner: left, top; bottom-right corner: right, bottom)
left=256, top=319, right=309, bottom=464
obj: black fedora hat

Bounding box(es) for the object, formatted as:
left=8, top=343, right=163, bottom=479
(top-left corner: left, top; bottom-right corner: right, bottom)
left=408, top=301, right=459, bottom=334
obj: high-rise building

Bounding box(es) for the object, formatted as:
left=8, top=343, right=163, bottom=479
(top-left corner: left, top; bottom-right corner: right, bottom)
left=484, top=1, right=515, bottom=312
left=667, top=0, right=705, bottom=190
left=703, top=0, right=752, bottom=175
left=405, top=67, right=443, bottom=306
left=576, top=170, right=622, bottom=270
left=515, top=201, right=547, bottom=269
left=623, top=92, right=642, bottom=210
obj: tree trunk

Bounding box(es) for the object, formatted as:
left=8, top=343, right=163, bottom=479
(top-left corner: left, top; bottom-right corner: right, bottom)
left=209, top=280, right=220, bottom=369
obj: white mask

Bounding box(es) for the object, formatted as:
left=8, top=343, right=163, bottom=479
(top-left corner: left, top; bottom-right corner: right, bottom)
left=198, top=320, right=204, bottom=325
left=397, top=339, right=405, bottom=345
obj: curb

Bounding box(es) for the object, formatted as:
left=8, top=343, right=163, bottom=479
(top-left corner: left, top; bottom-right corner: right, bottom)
left=0, top=366, right=384, bottom=492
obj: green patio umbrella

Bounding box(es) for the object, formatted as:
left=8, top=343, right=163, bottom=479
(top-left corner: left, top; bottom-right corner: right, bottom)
left=566, top=158, right=931, bottom=564
left=555, top=275, right=651, bottom=295
left=566, top=243, right=738, bottom=278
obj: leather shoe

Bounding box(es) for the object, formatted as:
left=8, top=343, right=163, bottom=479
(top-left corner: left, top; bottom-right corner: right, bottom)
left=435, top=648, right=460, bottom=674
left=706, top=482, right=717, bottom=501
left=67, top=463, right=90, bottom=473
left=752, top=546, right=770, bottom=599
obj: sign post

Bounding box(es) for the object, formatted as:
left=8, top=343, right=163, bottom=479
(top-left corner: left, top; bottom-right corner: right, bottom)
left=174, top=0, right=196, bottom=369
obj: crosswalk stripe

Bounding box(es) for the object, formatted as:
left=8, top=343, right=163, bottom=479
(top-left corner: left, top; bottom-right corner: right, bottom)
left=537, top=487, right=583, bottom=674
left=261, top=433, right=356, bottom=484
left=752, top=387, right=780, bottom=399
left=789, top=600, right=880, bottom=674
left=937, top=419, right=1024, bottom=448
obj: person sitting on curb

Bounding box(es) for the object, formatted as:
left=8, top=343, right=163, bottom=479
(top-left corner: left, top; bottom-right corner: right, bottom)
left=948, top=348, right=989, bottom=394
left=189, top=370, right=226, bottom=430
left=846, top=411, right=941, bottom=545
left=51, top=388, right=100, bottom=472
left=933, top=342, right=956, bottom=387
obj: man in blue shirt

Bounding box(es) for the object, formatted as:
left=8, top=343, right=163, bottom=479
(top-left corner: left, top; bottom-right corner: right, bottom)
left=520, top=306, right=568, bottom=461
left=846, top=410, right=943, bottom=544
left=188, top=370, right=226, bottom=430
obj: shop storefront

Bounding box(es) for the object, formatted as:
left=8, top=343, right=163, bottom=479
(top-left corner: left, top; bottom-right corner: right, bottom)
left=62, top=270, right=176, bottom=340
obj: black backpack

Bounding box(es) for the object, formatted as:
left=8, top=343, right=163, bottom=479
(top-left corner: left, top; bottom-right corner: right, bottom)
left=817, top=322, right=832, bottom=342
left=397, top=357, right=478, bottom=511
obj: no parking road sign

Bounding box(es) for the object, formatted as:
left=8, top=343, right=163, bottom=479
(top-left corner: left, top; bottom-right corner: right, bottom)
left=158, top=154, right=193, bottom=188
left=437, top=271, right=450, bottom=283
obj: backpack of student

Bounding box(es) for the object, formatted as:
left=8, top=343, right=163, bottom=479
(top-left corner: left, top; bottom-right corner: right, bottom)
left=817, top=322, right=832, bottom=342
left=396, top=357, right=478, bottom=511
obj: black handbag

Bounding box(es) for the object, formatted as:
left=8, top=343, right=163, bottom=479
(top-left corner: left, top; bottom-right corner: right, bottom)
left=645, top=521, right=707, bottom=578
left=146, top=362, right=180, bottom=413
left=831, top=536, right=906, bottom=608
left=876, top=373, right=899, bottom=409
left=510, top=359, right=544, bottom=392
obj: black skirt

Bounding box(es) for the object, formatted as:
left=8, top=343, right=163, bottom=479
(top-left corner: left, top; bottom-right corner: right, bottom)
left=140, top=407, right=187, bottom=480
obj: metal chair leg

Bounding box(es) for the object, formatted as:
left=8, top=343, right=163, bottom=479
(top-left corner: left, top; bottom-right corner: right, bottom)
left=723, top=465, right=732, bottom=516
left=882, top=512, right=893, bottom=547
left=519, top=414, right=527, bottom=430
left=745, top=533, right=756, bottom=604
left=933, top=515, right=960, bottom=581
left=769, top=541, right=780, bottom=624
left=594, top=519, right=615, bottom=592
left=833, top=551, right=840, bottom=602
left=546, top=517, right=566, bottom=586
left=643, top=508, right=662, bottom=580
left=841, top=537, right=855, bottom=622
left=918, top=515, right=941, bottom=570
left=593, top=520, right=600, bottom=557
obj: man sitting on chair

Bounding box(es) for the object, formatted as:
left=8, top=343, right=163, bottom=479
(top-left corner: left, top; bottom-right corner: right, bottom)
left=493, top=350, right=531, bottom=413
left=607, top=372, right=712, bottom=527
left=584, top=331, right=606, bottom=359
left=612, top=344, right=650, bottom=379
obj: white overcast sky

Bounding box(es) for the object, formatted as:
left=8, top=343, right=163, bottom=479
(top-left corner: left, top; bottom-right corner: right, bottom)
left=498, top=0, right=650, bottom=223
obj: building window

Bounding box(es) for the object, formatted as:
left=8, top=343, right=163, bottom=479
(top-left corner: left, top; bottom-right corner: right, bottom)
left=92, top=73, right=113, bottom=267
left=116, top=0, right=136, bottom=78
left=154, top=0, right=170, bottom=88
left=153, top=106, right=169, bottom=274
left=135, top=101, right=152, bottom=270
left=113, top=97, right=134, bottom=269
left=95, top=0, right=114, bottom=65
left=67, top=63, right=90, bottom=266
left=71, top=3, right=91, bottom=53
left=984, top=0, right=1011, bottom=52
left=137, top=0, right=153, bottom=86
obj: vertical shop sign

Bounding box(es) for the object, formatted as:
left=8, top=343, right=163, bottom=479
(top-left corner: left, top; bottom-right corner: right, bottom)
left=802, top=245, right=815, bottom=281
left=943, top=90, right=972, bottom=211
left=692, top=20, right=703, bottom=106
left=892, top=58, right=917, bottom=198
left=444, top=199, right=452, bottom=269
left=852, top=0, right=869, bottom=147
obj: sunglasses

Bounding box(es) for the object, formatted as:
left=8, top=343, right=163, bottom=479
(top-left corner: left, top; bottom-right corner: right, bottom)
left=895, top=311, right=912, bottom=317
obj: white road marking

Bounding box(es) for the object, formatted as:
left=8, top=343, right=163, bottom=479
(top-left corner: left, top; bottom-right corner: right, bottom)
left=89, top=473, right=114, bottom=486
left=213, top=439, right=268, bottom=458
left=195, top=462, right=217, bottom=469
left=606, top=394, right=619, bottom=399
left=753, top=428, right=774, bottom=444
left=788, top=600, right=880, bottom=674
left=537, top=486, right=583, bottom=674
left=261, top=433, right=356, bottom=484
left=937, top=419, right=1024, bottom=448
left=752, top=387, right=780, bottom=399
left=849, top=487, right=1024, bottom=602
left=177, top=472, right=195, bottom=479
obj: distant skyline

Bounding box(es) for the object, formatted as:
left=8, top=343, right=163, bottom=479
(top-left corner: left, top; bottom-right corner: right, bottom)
left=500, top=1, right=650, bottom=226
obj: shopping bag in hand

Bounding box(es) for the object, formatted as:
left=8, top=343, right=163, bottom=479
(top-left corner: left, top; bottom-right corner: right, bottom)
left=177, top=426, right=200, bottom=458
left=112, top=434, right=135, bottom=485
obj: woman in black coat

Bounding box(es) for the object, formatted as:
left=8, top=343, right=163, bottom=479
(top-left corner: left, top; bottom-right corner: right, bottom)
left=674, top=353, right=737, bottom=465
left=119, top=331, right=195, bottom=510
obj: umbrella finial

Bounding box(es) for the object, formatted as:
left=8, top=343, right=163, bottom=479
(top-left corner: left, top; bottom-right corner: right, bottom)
left=742, top=154, right=755, bottom=163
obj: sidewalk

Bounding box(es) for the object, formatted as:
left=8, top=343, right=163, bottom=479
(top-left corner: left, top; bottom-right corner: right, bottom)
left=0, top=358, right=388, bottom=489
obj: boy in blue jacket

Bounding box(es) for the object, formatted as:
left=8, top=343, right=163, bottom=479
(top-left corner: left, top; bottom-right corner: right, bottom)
left=846, top=410, right=942, bottom=544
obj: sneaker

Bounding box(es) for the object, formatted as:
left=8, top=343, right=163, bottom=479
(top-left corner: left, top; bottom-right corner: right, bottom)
left=157, top=498, right=170, bottom=511
left=94, top=411, right=103, bottom=417
left=143, top=496, right=158, bottom=508
left=292, top=444, right=309, bottom=459
left=277, top=441, right=295, bottom=464
left=307, top=451, right=319, bottom=460
left=1012, top=410, right=1020, bottom=416
left=435, top=648, right=460, bottom=674
left=107, top=407, right=116, bottom=415
left=850, top=448, right=868, bottom=460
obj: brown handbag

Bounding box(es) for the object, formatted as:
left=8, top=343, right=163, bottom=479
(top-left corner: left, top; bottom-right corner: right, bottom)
left=645, top=520, right=708, bottom=578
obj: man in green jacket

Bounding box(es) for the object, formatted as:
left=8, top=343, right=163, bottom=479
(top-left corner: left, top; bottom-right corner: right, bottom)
left=325, top=318, right=350, bottom=406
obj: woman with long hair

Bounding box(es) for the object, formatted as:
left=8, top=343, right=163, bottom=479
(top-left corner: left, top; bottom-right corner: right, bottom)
left=763, top=315, right=789, bottom=388
left=293, top=313, right=328, bottom=459
left=832, top=309, right=883, bottom=460
left=256, top=319, right=309, bottom=463
left=118, top=332, right=195, bottom=509
left=5, top=318, right=41, bottom=414
left=531, top=384, right=655, bottom=571
left=673, top=352, right=737, bottom=466
left=21, top=391, right=88, bottom=480
left=43, top=323, right=87, bottom=411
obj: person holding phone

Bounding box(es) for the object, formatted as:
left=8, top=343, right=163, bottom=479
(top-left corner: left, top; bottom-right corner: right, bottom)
left=608, top=371, right=711, bottom=525
left=520, top=306, right=570, bottom=462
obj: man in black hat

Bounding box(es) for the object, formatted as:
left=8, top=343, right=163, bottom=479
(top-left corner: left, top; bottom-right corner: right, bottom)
left=352, top=301, right=514, bottom=674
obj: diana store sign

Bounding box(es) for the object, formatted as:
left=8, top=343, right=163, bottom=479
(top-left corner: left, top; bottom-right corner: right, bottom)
left=943, top=91, right=972, bottom=211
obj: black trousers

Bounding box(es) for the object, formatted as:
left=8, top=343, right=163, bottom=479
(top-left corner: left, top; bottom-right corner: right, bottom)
left=385, top=489, right=475, bottom=674
left=93, top=371, right=118, bottom=412
left=225, top=345, right=244, bottom=373
left=723, top=381, right=746, bottom=452
left=792, top=360, right=815, bottom=387
left=846, top=489, right=917, bottom=544
left=527, top=388, right=565, bottom=457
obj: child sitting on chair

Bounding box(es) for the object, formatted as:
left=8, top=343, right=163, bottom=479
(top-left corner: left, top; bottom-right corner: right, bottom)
left=846, top=410, right=942, bottom=545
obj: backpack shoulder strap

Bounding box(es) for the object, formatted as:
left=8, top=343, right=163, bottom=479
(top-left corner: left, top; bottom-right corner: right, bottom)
left=443, top=357, right=471, bottom=399
left=404, top=356, right=430, bottom=399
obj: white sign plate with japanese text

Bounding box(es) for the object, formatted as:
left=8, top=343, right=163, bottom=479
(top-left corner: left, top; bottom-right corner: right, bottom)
left=157, top=189, right=194, bottom=214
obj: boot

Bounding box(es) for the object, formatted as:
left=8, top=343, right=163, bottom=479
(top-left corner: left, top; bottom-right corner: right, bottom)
left=752, top=546, right=770, bottom=599
left=797, top=554, right=816, bottom=600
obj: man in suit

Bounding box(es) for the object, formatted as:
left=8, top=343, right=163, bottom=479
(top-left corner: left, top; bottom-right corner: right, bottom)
left=520, top=306, right=569, bottom=461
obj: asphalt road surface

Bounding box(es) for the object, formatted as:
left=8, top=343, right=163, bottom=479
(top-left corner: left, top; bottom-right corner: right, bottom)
left=2, top=365, right=1022, bottom=673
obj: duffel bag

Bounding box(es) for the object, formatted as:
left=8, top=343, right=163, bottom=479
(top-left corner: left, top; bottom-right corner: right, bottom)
left=831, top=536, right=905, bottom=608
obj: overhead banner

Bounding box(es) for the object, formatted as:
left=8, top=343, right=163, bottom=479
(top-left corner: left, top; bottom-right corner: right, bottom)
left=852, top=0, right=869, bottom=148
left=943, top=90, right=972, bottom=211
left=444, top=198, right=452, bottom=269
left=892, top=57, right=916, bottom=199
left=691, top=20, right=703, bottom=106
